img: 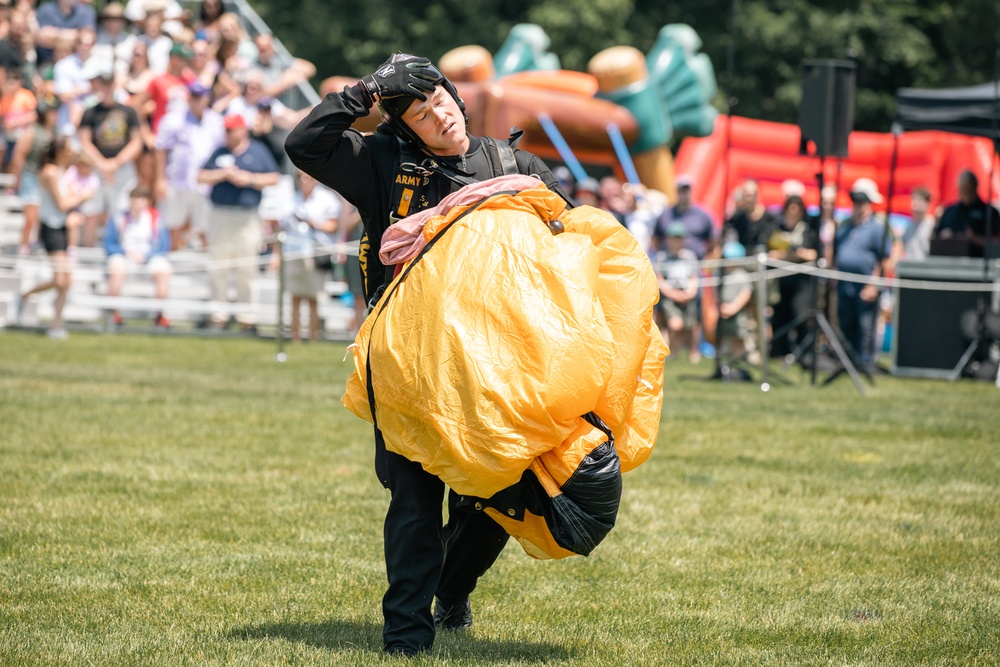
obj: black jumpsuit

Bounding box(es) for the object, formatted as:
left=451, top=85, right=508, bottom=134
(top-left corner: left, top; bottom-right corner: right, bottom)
left=285, top=86, right=567, bottom=654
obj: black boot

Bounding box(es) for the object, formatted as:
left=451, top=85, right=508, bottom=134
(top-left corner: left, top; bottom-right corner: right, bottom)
left=433, top=597, right=472, bottom=630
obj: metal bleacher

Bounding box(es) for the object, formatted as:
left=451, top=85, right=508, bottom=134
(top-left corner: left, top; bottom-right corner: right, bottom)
left=0, top=2, right=362, bottom=339
left=0, top=190, right=358, bottom=337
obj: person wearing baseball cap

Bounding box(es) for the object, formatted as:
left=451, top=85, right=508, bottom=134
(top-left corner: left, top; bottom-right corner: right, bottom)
left=654, top=220, right=701, bottom=362
left=573, top=176, right=600, bottom=207
left=154, top=76, right=225, bottom=250
left=848, top=177, right=883, bottom=205
left=77, top=56, right=143, bottom=239
left=222, top=113, right=246, bottom=131
left=833, top=177, right=893, bottom=372
left=197, top=111, right=280, bottom=332
left=656, top=173, right=717, bottom=260
left=141, top=40, right=195, bottom=132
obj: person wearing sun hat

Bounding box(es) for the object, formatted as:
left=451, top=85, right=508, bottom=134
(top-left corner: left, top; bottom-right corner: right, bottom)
left=93, top=2, right=132, bottom=74
left=96, top=2, right=130, bottom=48
left=833, top=177, right=893, bottom=372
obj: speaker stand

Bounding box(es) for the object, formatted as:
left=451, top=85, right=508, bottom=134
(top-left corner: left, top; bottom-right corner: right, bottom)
left=947, top=290, right=997, bottom=381
left=769, top=274, right=869, bottom=394
left=814, top=312, right=870, bottom=393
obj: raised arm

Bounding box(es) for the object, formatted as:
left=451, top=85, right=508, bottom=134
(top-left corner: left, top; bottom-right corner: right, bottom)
left=284, top=84, right=385, bottom=208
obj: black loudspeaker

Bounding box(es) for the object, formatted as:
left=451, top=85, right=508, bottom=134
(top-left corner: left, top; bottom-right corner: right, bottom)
left=798, top=59, right=856, bottom=157
left=892, top=259, right=997, bottom=378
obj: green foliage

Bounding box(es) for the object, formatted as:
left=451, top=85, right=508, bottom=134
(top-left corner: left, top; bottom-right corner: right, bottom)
left=2, top=331, right=999, bottom=665
left=251, top=0, right=997, bottom=132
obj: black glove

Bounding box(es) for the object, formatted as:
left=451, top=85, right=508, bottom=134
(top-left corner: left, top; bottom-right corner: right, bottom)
left=361, top=55, right=439, bottom=106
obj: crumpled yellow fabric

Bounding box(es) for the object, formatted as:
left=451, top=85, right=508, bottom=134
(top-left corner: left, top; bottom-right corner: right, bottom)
left=342, top=184, right=668, bottom=558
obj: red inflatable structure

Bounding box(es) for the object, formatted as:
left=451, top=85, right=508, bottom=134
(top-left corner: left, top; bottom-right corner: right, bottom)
left=675, top=115, right=1000, bottom=220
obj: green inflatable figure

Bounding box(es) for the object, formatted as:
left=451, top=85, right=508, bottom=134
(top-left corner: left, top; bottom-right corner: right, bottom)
left=493, top=23, right=560, bottom=77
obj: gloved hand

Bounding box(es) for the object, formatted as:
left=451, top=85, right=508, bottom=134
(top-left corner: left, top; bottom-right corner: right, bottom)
left=360, top=55, right=439, bottom=106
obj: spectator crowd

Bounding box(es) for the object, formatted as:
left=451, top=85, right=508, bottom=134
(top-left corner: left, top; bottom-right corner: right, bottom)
left=5, top=3, right=996, bottom=358
left=557, top=165, right=999, bottom=376
left=8, top=0, right=364, bottom=339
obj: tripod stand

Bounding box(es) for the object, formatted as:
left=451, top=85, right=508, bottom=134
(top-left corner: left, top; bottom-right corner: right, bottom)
left=770, top=262, right=869, bottom=394
left=946, top=191, right=999, bottom=381
left=771, top=160, right=869, bottom=395
left=949, top=31, right=1000, bottom=381
left=949, top=284, right=1000, bottom=381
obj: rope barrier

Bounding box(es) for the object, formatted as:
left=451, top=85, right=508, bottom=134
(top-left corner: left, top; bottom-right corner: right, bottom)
left=2, top=239, right=361, bottom=277
left=3, top=228, right=996, bottom=292
left=650, top=254, right=1000, bottom=292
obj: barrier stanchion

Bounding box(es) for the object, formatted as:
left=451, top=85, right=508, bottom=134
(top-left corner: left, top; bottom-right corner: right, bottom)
left=275, top=231, right=287, bottom=363
left=756, top=252, right=770, bottom=391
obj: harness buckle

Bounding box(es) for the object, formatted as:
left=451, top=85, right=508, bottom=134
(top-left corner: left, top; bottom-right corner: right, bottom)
left=399, top=161, right=435, bottom=177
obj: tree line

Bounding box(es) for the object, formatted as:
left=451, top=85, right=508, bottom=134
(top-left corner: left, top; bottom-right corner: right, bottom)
left=253, top=0, right=998, bottom=134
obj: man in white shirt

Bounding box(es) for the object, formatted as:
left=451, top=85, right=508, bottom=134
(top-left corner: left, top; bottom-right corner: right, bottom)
left=52, top=28, right=96, bottom=132
left=898, top=187, right=935, bottom=262
left=154, top=80, right=225, bottom=250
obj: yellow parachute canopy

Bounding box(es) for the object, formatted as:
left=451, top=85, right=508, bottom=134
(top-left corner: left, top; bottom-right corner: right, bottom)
left=343, top=183, right=668, bottom=559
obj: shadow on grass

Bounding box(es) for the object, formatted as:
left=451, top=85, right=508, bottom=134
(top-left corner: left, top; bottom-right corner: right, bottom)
left=230, top=619, right=575, bottom=662
left=230, top=620, right=381, bottom=654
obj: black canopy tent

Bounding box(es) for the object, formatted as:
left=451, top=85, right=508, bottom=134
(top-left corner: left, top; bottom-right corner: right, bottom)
left=893, top=80, right=999, bottom=381
left=895, top=81, right=1000, bottom=138
left=889, top=80, right=999, bottom=227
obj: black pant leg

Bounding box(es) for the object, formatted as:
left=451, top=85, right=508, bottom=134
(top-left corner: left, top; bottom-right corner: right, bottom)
left=380, top=449, right=445, bottom=653
left=789, top=279, right=814, bottom=351
left=770, top=276, right=797, bottom=357
left=837, top=294, right=861, bottom=360
left=436, top=490, right=510, bottom=603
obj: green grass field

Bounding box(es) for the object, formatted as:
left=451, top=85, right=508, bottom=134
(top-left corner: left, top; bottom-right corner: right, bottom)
left=2, top=330, right=998, bottom=666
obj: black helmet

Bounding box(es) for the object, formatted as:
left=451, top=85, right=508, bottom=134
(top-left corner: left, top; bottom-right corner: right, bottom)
left=376, top=53, right=467, bottom=148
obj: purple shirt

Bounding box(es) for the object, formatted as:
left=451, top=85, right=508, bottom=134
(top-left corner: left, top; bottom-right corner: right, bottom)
left=656, top=203, right=717, bottom=259
left=35, top=1, right=97, bottom=63
left=155, top=107, right=225, bottom=193
left=36, top=1, right=97, bottom=30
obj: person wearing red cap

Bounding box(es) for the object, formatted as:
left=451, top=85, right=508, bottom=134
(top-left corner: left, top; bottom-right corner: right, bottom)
left=196, top=112, right=280, bottom=332
left=286, top=52, right=570, bottom=657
